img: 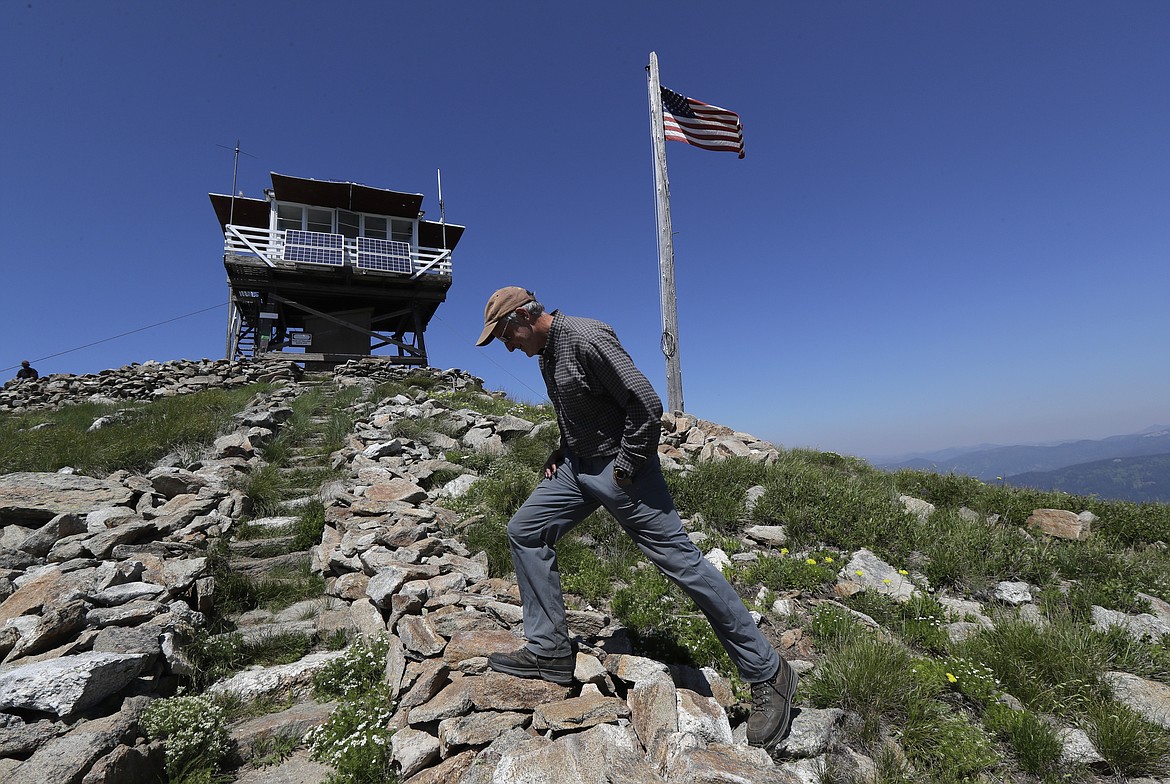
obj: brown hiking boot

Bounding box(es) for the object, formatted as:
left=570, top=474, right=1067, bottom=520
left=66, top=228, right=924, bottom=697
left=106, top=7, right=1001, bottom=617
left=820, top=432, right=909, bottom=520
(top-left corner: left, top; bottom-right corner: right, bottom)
left=487, top=647, right=575, bottom=686
left=746, top=658, right=798, bottom=748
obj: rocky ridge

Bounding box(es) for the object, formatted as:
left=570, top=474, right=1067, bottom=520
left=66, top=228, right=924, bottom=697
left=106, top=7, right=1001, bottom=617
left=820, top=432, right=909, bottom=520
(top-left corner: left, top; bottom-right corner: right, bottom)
left=0, top=358, right=1167, bottom=783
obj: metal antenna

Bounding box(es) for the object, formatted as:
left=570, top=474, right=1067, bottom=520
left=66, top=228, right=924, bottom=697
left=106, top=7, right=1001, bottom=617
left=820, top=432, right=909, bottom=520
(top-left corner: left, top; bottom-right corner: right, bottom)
left=437, top=168, right=448, bottom=249
left=216, top=141, right=258, bottom=226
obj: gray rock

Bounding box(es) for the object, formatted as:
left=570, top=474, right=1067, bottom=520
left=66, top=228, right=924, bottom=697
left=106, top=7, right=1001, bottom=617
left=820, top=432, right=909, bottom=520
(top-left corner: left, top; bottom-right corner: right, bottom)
left=1103, top=671, right=1170, bottom=728
left=8, top=598, right=88, bottom=659
left=408, top=676, right=473, bottom=724
left=1027, top=508, right=1091, bottom=540
left=1091, top=605, right=1170, bottom=643
left=775, top=707, right=844, bottom=758
left=146, top=467, right=209, bottom=499
left=397, top=615, right=447, bottom=657
left=493, top=723, right=663, bottom=784
left=392, top=726, right=440, bottom=779
left=607, top=653, right=672, bottom=685
left=1058, top=726, right=1106, bottom=766
left=668, top=743, right=793, bottom=783
left=462, top=427, right=503, bottom=454
left=532, top=692, right=630, bottom=731
left=10, top=697, right=150, bottom=784
left=18, top=513, right=87, bottom=557
left=0, top=473, right=135, bottom=526
left=437, top=709, right=528, bottom=751
left=206, top=651, right=346, bottom=702
left=0, top=719, right=60, bottom=757
left=837, top=549, right=917, bottom=602
left=676, top=688, right=732, bottom=745
left=0, top=652, right=152, bottom=716
left=629, top=677, right=678, bottom=765
left=994, top=581, right=1034, bottom=605
left=744, top=524, right=788, bottom=547
left=89, top=581, right=167, bottom=607
left=899, top=495, right=935, bottom=522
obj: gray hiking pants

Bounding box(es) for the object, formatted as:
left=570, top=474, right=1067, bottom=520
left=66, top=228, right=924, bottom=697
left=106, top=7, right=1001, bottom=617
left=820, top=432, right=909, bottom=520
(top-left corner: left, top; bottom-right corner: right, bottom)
left=506, top=450, right=780, bottom=683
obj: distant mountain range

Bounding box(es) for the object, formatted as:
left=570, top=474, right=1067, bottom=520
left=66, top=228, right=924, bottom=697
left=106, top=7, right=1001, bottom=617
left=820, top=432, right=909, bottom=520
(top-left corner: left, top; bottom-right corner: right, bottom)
left=1005, top=454, right=1170, bottom=503
left=877, top=427, right=1170, bottom=502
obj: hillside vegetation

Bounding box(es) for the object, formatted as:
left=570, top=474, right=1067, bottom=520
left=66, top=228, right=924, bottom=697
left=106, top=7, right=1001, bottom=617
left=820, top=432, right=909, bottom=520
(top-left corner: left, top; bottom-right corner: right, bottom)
left=2, top=368, right=1168, bottom=784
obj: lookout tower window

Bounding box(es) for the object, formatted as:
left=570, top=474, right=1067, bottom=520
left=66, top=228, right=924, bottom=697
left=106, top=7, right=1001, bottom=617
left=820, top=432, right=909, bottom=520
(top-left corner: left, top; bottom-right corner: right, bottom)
left=306, top=207, right=333, bottom=234
left=364, top=216, right=388, bottom=240
left=338, top=210, right=361, bottom=239
left=391, top=219, right=414, bottom=245
left=276, top=203, right=302, bottom=232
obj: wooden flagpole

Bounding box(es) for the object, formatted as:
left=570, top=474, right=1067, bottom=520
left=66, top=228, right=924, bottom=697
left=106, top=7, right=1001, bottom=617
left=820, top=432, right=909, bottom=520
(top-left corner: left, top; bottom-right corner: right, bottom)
left=647, top=52, right=684, bottom=413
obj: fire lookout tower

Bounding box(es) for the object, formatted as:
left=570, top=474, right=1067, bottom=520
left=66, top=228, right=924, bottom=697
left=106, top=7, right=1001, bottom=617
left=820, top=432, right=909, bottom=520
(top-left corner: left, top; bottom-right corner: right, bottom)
left=209, top=172, right=465, bottom=368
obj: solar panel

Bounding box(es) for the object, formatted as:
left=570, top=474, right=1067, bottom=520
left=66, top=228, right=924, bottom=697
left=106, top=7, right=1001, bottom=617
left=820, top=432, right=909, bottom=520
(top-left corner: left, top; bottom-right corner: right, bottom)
left=356, top=237, right=412, bottom=273
left=283, top=230, right=344, bottom=266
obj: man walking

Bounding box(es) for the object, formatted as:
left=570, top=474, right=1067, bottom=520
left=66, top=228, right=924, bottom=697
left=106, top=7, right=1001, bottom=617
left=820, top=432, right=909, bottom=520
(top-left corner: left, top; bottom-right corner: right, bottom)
left=474, top=286, right=797, bottom=748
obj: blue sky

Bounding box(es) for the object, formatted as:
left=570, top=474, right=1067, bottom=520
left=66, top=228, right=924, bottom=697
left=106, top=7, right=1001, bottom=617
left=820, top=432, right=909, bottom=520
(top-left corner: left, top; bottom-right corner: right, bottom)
left=3, top=1, right=1168, bottom=460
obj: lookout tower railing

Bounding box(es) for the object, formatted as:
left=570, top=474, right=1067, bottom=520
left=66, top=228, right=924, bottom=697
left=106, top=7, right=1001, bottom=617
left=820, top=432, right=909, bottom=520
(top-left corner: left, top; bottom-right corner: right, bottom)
left=224, top=225, right=453, bottom=278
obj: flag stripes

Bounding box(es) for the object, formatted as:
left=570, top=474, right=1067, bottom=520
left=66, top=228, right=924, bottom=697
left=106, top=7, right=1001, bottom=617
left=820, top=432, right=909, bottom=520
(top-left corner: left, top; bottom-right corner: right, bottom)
left=660, top=86, right=744, bottom=158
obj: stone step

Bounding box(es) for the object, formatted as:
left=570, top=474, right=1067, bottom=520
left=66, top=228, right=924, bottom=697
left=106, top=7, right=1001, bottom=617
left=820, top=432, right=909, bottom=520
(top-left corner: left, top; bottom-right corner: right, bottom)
left=232, top=552, right=310, bottom=576
left=230, top=536, right=297, bottom=558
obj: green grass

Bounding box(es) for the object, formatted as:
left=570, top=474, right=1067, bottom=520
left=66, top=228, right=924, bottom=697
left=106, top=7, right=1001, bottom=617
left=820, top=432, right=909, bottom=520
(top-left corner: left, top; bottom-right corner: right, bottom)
left=184, top=629, right=318, bottom=690
left=731, top=550, right=841, bottom=595
left=205, top=541, right=325, bottom=623
left=291, top=498, right=329, bottom=551
left=953, top=614, right=1112, bottom=717
left=0, top=385, right=265, bottom=475
left=843, top=592, right=952, bottom=653
left=805, top=636, right=934, bottom=743
left=983, top=703, right=1064, bottom=777
left=611, top=567, right=736, bottom=676
left=1082, top=700, right=1170, bottom=777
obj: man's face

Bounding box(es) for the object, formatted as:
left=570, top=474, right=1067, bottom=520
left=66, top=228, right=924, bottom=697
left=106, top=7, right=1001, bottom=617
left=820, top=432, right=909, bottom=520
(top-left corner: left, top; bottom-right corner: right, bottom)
left=495, top=310, right=540, bottom=357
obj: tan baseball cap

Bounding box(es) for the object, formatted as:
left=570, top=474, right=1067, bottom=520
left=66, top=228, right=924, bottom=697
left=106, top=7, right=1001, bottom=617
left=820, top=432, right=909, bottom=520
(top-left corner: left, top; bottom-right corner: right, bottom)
left=475, top=286, right=535, bottom=346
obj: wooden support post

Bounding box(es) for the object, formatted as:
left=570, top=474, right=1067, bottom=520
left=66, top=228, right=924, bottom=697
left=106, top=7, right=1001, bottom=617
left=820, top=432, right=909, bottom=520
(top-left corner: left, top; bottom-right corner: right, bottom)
left=647, top=52, right=684, bottom=413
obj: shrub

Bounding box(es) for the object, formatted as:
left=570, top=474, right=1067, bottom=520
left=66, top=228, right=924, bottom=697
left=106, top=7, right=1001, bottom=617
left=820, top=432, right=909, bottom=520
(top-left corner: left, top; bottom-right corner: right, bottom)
left=900, top=699, right=1000, bottom=778
left=983, top=703, right=1064, bottom=777
left=668, top=457, right=765, bottom=532
left=916, top=509, right=1053, bottom=594
left=142, top=693, right=232, bottom=781
left=291, top=498, right=329, bottom=551
left=306, top=637, right=396, bottom=784
left=751, top=452, right=911, bottom=554
left=808, top=603, right=870, bottom=651
left=304, top=686, right=394, bottom=784
left=313, top=636, right=391, bottom=700
left=1082, top=700, right=1170, bottom=777
left=611, top=568, right=734, bottom=677
left=844, top=592, right=951, bottom=653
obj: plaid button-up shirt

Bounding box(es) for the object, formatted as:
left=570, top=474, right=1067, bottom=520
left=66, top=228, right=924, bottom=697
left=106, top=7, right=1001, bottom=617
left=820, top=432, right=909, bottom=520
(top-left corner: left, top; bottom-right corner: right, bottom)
left=539, top=311, right=662, bottom=477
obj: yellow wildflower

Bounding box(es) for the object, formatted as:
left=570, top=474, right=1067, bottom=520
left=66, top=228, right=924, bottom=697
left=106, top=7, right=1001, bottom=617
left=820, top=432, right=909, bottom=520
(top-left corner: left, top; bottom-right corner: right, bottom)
left=806, top=558, right=818, bottom=565
left=946, top=673, right=958, bottom=683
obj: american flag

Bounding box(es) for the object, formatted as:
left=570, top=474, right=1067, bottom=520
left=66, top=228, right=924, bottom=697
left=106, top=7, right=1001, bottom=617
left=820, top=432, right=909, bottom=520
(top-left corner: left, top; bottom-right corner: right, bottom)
left=660, top=86, right=744, bottom=159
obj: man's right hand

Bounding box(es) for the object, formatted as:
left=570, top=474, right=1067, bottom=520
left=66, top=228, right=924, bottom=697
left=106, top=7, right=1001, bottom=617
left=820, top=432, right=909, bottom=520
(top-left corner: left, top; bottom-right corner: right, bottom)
left=544, top=448, right=564, bottom=479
